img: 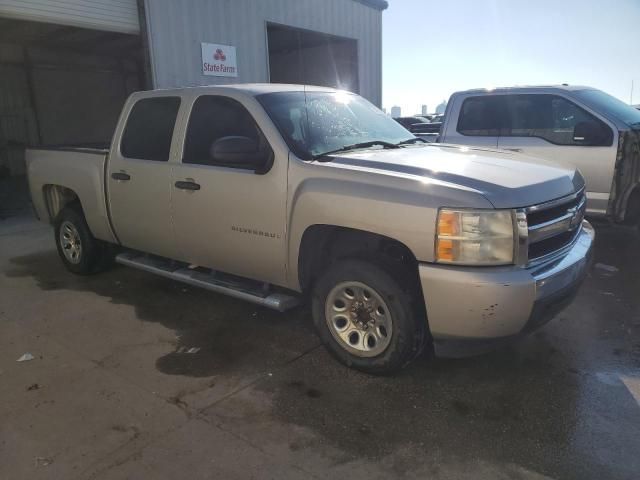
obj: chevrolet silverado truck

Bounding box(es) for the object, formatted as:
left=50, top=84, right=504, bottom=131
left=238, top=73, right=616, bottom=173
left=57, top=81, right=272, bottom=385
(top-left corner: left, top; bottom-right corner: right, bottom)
left=439, top=85, right=640, bottom=222
left=27, top=84, right=594, bottom=374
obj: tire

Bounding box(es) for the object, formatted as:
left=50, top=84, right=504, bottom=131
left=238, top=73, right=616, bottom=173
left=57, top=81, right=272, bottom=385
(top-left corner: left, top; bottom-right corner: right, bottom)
left=54, top=204, right=108, bottom=275
left=311, top=259, right=426, bottom=374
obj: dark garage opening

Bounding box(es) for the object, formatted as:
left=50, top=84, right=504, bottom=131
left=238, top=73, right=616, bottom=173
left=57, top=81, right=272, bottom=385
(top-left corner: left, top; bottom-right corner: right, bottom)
left=0, top=17, right=144, bottom=217
left=267, top=24, right=359, bottom=94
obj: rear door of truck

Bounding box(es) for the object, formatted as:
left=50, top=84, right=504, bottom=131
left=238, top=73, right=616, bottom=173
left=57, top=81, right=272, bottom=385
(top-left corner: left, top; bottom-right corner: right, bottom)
left=440, top=93, right=504, bottom=148
left=106, top=94, right=182, bottom=258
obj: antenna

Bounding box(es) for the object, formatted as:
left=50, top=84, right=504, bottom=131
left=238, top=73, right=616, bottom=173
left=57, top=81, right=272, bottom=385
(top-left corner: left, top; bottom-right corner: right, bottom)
left=631, top=80, right=634, bottom=104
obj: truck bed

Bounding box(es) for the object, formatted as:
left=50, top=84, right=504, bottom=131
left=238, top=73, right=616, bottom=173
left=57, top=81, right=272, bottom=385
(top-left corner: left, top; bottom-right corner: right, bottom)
left=25, top=146, right=117, bottom=244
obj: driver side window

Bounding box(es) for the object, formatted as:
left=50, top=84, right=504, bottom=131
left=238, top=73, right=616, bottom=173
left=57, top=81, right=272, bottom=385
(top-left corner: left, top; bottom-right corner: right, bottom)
left=182, top=95, right=271, bottom=167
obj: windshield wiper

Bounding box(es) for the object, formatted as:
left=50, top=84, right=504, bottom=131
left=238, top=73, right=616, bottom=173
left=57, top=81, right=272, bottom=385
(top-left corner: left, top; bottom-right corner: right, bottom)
left=313, top=140, right=400, bottom=160
left=397, top=137, right=427, bottom=145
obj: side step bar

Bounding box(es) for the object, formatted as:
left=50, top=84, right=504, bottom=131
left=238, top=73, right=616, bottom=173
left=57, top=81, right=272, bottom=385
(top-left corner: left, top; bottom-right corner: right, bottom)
left=115, top=251, right=301, bottom=312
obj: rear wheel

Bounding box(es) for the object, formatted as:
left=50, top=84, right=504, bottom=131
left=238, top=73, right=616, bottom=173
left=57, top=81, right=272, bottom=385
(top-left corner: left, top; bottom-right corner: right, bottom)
left=311, top=259, right=426, bottom=374
left=54, top=205, right=109, bottom=275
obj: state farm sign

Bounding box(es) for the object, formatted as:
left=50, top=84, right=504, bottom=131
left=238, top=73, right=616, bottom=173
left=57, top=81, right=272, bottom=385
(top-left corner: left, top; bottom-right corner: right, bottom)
left=201, top=43, right=237, bottom=77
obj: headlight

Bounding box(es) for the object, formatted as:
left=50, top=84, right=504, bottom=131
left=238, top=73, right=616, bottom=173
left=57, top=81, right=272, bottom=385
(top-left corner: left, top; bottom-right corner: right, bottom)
left=435, top=209, right=515, bottom=265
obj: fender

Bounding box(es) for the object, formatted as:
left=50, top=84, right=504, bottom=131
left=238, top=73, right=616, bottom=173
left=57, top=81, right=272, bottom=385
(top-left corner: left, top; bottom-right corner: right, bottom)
left=285, top=166, right=492, bottom=290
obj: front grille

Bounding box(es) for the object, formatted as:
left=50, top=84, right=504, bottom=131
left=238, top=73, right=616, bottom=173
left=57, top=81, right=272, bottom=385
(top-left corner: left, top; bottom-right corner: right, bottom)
left=527, top=194, right=582, bottom=226
left=526, top=190, right=586, bottom=263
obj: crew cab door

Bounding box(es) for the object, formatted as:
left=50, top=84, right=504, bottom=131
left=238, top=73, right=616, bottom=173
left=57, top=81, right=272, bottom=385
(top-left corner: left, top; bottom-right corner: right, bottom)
left=497, top=94, right=617, bottom=215
left=170, top=93, right=287, bottom=285
left=440, top=94, right=505, bottom=148
left=107, top=95, right=182, bottom=258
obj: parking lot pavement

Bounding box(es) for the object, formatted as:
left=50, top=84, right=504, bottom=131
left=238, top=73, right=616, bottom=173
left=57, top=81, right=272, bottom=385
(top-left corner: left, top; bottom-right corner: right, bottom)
left=1, top=215, right=639, bottom=480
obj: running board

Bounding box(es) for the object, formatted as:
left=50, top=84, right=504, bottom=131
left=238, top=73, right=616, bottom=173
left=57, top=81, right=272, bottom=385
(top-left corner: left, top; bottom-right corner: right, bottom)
left=115, top=251, right=300, bottom=312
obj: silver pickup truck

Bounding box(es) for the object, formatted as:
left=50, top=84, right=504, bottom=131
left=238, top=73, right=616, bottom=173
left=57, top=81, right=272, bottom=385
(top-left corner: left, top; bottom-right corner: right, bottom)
left=27, top=84, right=594, bottom=373
left=439, top=85, right=640, bottom=221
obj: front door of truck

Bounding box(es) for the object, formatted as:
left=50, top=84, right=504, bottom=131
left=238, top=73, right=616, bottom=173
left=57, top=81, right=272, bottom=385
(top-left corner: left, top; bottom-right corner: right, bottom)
left=170, top=94, right=288, bottom=285
left=497, top=94, right=618, bottom=215
left=107, top=95, right=182, bottom=258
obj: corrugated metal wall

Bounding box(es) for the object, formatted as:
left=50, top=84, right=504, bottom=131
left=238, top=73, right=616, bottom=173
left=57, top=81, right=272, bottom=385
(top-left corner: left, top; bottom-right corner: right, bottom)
left=0, top=41, right=140, bottom=175
left=0, top=44, right=37, bottom=175
left=0, top=45, right=35, bottom=145
left=143, top=0, right=382, bottom=105
left=27, top=48, right=140, bottom=146
left=0, top=0, right=139, bottom=34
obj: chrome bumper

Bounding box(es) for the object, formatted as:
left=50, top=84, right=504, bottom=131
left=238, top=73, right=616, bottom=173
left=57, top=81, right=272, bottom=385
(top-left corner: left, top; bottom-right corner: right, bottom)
left=418, top=221, right=594, bottom=357
left=529, top=221, right=594, bottom=302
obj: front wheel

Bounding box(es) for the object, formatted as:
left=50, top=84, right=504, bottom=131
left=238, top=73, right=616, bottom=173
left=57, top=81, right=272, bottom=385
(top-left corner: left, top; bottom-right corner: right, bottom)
left=311, top=259, right=426, bottom=374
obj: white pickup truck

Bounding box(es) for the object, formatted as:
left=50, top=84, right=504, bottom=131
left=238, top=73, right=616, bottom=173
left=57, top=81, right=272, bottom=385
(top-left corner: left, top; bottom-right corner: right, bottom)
left=27, top=84, right=593, bottom=373
left=439, top=85, right=640, bottom=222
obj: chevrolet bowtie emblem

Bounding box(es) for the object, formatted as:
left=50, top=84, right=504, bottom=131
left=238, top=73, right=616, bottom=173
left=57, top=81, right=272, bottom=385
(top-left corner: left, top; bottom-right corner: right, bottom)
left=568, top=206, right=582, bottom=229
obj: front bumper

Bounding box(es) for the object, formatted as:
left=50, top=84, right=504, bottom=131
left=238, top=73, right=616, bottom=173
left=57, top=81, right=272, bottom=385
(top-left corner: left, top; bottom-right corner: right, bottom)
left=419, top=220, right=595, bottom=357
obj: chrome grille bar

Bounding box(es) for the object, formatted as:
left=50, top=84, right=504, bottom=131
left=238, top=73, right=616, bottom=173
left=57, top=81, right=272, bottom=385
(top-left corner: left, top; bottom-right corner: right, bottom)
left=518, top=189, right=586, bottom=266
left=528, top=212, right=575, bottom=243
left=528, top=194, right=586, bottom=244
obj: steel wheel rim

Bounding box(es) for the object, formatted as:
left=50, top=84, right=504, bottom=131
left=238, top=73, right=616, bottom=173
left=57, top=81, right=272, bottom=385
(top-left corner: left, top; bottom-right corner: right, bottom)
left=325, top=281, right=393, bottom=358
left=59, top=220, right=82, bottom=264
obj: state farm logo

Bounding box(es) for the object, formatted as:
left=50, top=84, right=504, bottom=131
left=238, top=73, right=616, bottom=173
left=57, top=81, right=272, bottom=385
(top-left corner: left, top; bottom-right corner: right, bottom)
left=202, top=43, right=237, bottom=77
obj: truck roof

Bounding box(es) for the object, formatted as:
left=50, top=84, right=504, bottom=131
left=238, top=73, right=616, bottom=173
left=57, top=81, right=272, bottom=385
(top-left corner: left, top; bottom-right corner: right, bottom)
left=138, top=83, right=343, bottom=97
left=453, top=85, right=594, bottom=95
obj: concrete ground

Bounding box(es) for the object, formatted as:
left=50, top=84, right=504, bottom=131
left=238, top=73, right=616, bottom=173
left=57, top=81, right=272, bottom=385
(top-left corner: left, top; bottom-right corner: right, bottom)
left=0, top=176, right=30, bottom=220
left=1, top=214, right=639, bottom=480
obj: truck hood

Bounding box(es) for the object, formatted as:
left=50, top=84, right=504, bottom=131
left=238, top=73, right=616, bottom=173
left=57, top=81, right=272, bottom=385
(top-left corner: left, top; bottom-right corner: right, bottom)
left=325, top=143, right=584, bottom=208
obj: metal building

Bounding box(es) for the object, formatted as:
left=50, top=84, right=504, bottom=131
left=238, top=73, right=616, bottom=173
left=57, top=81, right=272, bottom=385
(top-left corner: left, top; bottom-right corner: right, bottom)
left=0, top=0, right=387, bottom=177
left=144, top=0, right=385, bottom=105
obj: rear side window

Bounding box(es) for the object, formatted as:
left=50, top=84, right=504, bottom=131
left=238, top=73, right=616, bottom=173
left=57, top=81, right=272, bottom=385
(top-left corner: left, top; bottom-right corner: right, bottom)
left=121, top=97, right=181, bottom=161
left=505, top=94, right=613, bottom=146
left=457, top=96, right=507, bottom=136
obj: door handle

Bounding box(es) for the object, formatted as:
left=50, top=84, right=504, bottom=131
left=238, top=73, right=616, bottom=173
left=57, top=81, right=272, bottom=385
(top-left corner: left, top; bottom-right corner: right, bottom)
left=505, top=148, right=522, bottom=152
left=111, top=172, right=131, bottom=181
left=174, top=181, right=201, bottom=191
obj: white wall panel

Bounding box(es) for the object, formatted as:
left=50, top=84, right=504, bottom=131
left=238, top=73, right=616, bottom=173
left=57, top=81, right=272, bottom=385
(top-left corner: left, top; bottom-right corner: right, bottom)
left=0, top=0, right=139, bottom=34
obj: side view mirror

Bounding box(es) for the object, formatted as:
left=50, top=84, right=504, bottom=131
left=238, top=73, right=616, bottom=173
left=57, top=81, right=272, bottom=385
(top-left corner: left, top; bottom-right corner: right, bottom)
left=573, top=121, right=607, bottom=146
left=210, top=136, right=271, bottom=173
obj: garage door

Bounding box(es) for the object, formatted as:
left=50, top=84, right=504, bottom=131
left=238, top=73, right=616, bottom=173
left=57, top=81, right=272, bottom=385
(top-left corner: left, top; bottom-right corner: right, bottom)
left=0, top=0, right=139, bottom=34
left=267, top=24, right=359, bottom=94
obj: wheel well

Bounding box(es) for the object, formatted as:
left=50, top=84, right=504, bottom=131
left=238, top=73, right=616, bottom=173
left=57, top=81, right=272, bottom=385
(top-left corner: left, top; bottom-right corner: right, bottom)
left=298, top=225, right=421, bottom=294
left=43, top=185, right=80, bottom=223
